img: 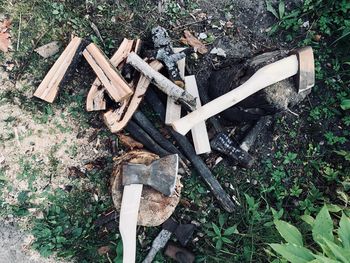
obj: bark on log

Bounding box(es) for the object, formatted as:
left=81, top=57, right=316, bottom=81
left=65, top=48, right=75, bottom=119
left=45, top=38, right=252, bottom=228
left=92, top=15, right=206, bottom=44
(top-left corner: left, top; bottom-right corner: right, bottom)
left=210, top=133, right=254, bottom=168
left=145, top=88, right=236, bottom=213
left=240, top=115, right=273, bottom=152
left=125, top=120, right=171, bottom=157
left=132, top=111, right=187, bottom=162
left=127, top=52, right=197, bottom=111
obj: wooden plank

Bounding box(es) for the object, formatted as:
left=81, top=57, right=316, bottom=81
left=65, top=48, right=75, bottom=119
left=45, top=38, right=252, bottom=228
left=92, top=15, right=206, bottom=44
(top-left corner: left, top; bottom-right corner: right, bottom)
left=83, top=43, right=133, bottom=103
left=86, top=38, right=134, bottom=111
left=34, top=37, right=83, bottom=103
left=103, top=60, right=163, bottom=133
left=165, top=47, right=185, bottom=124
left=185, top=75, right=211, bottom=154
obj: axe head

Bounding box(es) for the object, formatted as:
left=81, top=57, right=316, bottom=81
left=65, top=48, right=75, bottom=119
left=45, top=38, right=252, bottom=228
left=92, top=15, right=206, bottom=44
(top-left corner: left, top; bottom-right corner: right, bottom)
left=294, top=46, right=315, bottom=93
left=122, top=154, right=178, bottom=196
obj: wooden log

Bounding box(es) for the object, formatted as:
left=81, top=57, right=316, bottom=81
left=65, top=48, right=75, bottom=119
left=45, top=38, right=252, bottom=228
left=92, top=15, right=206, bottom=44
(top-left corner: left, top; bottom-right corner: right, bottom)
left=132, top=111, right=187, bottom=162
left=86, top=38, right=134, bottom=111
left=34, top=37, right=88, bottom=103
left=165, top=48, right=185, bottom=125
left=145, top=88, right=236, bottom=213
left=127, top=52, right=197, bottom=111
left=124, top=120, right=171, bottom=157
left=210, top=133, right=254, bottom=168
left=83, top=43, right=133, bottom=103
left=103, top=60, right=163, bottom=133
left=185, top=75, right=211, bottom=155
left=240, top=115, right=273, bottom=152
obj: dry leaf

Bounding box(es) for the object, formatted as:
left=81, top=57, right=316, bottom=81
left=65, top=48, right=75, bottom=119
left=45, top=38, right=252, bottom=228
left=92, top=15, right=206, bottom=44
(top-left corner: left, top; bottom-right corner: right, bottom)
left=180, top=30, right=208, bottom=54
left=118, top=133, right=143, bottom=150
left=0, top=32, right=10, bottom=52
left=0, top=19, right=11, bottom=52
left=35, top=41, right=60, bottom=58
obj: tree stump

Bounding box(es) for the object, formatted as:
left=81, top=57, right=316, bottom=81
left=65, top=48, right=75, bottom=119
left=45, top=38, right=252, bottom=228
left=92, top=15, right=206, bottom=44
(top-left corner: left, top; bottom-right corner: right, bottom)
left=110, top=150, right=182, bottom=227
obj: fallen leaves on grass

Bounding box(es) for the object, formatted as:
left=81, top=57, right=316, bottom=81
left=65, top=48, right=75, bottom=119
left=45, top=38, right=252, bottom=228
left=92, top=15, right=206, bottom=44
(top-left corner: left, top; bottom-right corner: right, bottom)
left=180, top=30, right=208, bottom=54
left=0, top=19, right=11, bottom=52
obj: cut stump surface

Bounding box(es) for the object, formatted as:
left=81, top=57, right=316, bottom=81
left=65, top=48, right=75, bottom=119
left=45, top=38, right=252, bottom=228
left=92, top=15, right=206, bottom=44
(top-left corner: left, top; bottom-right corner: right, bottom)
left=111, top=150, right=182, bottom=227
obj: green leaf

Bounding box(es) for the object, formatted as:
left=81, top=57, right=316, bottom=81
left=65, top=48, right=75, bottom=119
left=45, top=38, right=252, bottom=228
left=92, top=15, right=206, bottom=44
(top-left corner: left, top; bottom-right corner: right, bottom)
left=212, top=223, right=221, bottom=237
left=341, top=99, right=350, bottom=110
left=221, top=237, right=234, bottom=244
left=322, top=238, right=349, bottom=262
left=300, top=214, right=315, bottom=226
left=312, top=206, right=334, bottom=244
left=339, top=212, right=350, bottom=248
left=266, top=1, right=279, bottom=19
left=279, top=1, right=285, bottom=19
left=269, top=243, right=315, bottom=263
left=52, top=9, right=59, bottom=15
left=219, top=214, right=225, bottom=227
left=312, top=255, right=340, bottom=263
left=244, top=194, right=255, bottom=208
left=224, top=225, right=238, bottom=236
left=274, top=220, right=303, bottom=246
left=215, top=239, right=223, bottom=250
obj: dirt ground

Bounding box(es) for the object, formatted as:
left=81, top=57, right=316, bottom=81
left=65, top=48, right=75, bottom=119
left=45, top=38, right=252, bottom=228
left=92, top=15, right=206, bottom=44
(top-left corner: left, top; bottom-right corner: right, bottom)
left=0, top=0, right=319, bottom=262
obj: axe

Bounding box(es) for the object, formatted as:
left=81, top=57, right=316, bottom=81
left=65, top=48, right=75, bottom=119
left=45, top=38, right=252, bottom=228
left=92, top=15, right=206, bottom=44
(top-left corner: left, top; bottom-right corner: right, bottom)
left=171, top=46, right=315, bottom=135
left=119, top=154, right=179, bottom=263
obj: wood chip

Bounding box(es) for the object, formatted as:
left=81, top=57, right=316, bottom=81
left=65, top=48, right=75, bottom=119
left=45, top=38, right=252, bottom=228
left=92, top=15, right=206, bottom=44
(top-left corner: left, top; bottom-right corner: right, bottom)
left=35, top=41, right=60, bottom=58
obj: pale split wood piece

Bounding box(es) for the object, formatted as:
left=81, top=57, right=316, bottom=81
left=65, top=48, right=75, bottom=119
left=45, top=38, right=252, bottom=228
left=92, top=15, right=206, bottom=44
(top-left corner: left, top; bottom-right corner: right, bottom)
left=83, top=43, right=133, bottom=103
left=119, top=183, right=143, bottom=263
left=165, top=47, right=186, bottom=124
left=86, top=38, right=134, bottom=111
left=34, top=37, right=83, bottom=103
left=185, top=75, right=211, bottom=154
left=103, top=60, right=163, bottom=133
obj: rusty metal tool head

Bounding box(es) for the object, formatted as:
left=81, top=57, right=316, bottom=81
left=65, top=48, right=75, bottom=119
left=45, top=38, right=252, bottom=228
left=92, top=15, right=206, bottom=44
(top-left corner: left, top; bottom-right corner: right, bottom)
left=122, top=154, right=179, bottom=196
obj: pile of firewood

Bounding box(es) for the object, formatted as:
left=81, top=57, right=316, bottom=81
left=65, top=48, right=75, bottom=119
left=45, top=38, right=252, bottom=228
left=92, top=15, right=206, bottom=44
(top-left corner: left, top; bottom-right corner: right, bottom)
left=33, top=30, right=258, bottom=213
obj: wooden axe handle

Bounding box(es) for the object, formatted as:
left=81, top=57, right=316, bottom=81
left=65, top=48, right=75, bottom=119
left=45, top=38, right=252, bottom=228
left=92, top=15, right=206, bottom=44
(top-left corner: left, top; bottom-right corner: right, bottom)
left=171, top=55, right=299, bottom=135
left=119, top=184, right=143, bottom=263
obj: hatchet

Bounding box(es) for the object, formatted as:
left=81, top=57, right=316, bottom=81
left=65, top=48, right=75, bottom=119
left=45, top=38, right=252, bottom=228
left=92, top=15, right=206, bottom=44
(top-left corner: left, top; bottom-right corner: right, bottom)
left=171, top=46, right=315, bottom=135
left=119, top=154, right=179, bottom=263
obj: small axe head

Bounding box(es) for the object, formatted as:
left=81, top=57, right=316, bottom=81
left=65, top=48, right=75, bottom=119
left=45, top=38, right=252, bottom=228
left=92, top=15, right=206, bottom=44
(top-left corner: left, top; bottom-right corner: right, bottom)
left=122, top=154, right=178, bottom=196
left=294, top=46, right=315, bottom=93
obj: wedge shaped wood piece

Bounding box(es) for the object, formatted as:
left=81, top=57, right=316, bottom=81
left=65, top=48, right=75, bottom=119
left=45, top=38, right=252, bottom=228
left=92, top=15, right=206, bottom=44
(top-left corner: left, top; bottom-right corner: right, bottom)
left=103, top=60, right=163, bottom=133
left=86, top=38, right=134, bottom=111
left=34, top=37, right=86, bottom=103
left=83, top=43, right=133, bottom=103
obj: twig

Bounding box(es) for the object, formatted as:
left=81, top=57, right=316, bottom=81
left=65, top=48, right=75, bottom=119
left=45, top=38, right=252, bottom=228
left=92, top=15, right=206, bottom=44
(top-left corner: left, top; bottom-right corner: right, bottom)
left=286, top=108, right=299, bottom=117
left=172, top=18, right=208, bottom=30
left=16, top=12, right=21, bottom=51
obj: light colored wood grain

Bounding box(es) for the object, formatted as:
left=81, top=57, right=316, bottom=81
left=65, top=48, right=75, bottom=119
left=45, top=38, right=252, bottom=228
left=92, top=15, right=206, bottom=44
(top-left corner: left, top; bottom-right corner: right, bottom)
left=185, top=75, right=211, bottom=154
left=171, top=55, right=299, bottom=135
left=119, top=184, right=143, bottom=263
left=103, top=60, right=163, bottom=133
left=165, top=47, right=185, bottom=124
left=86, top=38, right=134, bottom=111
left=34, top=36, right=82, bottom=103
left=83, top=43, right=133, bottom=103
